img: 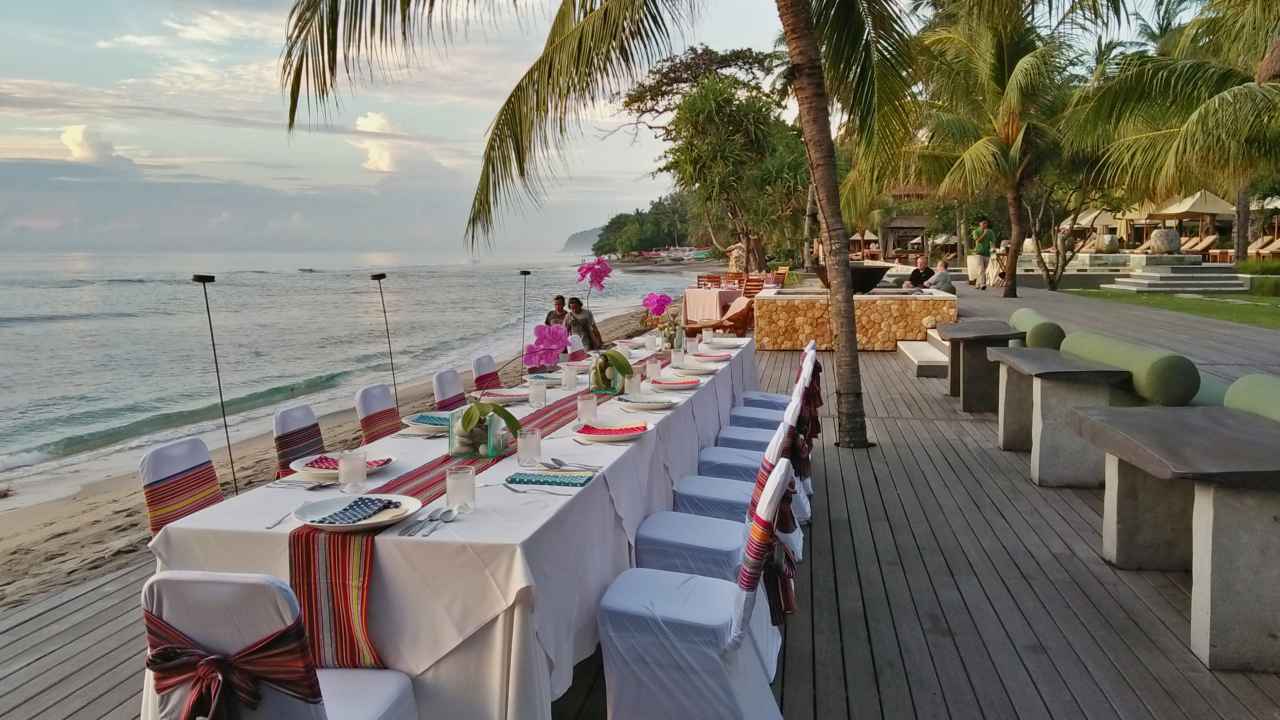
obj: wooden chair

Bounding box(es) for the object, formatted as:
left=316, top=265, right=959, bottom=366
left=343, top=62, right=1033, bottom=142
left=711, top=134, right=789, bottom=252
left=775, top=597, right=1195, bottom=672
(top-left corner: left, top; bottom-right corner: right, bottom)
left=771, top=266, right=789, bottom=286
left=721, top=272, right=745, bottom=289
left=686, top=296, right=753, bottom=337
left=743, top=275, right=766, bottom=298
left=1180, top=236, right=1199, bottom=251
left=697, top=274, right=721, bottom=288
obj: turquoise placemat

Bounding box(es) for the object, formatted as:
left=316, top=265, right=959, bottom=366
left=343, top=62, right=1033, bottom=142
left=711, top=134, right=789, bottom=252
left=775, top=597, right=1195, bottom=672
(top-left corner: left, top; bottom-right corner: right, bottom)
left=408, top=412, right=451, bottom=426
left=506, top=471, right=594, bottom=488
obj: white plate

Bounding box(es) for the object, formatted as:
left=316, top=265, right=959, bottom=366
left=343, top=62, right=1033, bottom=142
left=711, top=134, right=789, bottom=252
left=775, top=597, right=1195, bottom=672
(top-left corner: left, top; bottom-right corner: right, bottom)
left=705, top=337, right=749, bottom=348
left=573, top=423, right=649, bottom=443
left=399, top=423, right=447, bottom=437
left=293, top=494, right=421, bottom=533
left=290, top=453, right=397, bottom=478
left=616, top=394, right=677, bottom=411
left=470, top=390, right=528, bottom=406
left=562, top=360, right=593, bottom=372
left=674, top=362, right=718, bottom=376
left=650, top=378, right=702, bottom=392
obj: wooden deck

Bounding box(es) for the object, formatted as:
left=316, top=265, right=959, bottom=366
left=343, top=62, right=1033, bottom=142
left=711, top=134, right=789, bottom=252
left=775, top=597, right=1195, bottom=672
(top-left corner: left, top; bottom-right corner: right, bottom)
left=6, top=287, right=1280, bottom=719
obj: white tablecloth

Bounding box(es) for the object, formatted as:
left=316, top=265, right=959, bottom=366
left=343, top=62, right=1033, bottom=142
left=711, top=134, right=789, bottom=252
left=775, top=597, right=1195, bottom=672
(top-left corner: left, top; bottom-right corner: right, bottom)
left=146, top=338, right=759, bottom=720
left=684, top=288, right=742, bottom=322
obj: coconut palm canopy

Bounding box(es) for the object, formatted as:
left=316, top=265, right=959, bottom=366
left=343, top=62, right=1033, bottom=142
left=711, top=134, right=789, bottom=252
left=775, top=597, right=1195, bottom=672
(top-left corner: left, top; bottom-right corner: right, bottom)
left=1150, top=189, right=1236, bottom=219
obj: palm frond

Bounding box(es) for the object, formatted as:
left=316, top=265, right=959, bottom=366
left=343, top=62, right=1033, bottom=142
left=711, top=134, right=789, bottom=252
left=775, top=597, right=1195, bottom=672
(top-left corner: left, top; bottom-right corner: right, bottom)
left=813, top=0, right=915, bottom=144
left=937, top=135, right=1007, bottom=197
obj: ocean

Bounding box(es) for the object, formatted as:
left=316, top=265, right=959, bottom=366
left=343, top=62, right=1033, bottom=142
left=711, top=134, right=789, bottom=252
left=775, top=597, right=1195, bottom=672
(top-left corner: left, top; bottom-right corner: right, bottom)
left=0, top=251, right=690, bottom=509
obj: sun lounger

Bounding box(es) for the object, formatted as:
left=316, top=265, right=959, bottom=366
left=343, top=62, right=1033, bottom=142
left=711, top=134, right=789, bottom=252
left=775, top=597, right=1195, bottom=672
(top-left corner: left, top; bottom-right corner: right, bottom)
left=1260, top=236, right=1280, bottom=259
left=1189, top=235, right=1217, bottom=255
left=1180, top=236, right=1199, bottom=251
left=686, top=296, right=753, bottom=336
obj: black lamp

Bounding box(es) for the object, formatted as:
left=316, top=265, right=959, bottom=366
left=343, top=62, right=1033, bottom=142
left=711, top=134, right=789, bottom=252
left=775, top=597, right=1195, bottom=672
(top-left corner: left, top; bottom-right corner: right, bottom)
left=191, top=274, right=239, bottom=495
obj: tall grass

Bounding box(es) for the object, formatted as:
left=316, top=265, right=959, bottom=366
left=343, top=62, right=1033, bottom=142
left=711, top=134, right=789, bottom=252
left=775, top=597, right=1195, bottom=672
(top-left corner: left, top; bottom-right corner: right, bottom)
left=1235, top=259, right=1280, bottom=275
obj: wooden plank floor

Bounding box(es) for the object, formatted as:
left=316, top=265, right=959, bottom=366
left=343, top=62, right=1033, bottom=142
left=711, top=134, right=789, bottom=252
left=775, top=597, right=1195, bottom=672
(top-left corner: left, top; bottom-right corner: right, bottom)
left=7, top=287, right=1280, bottom=718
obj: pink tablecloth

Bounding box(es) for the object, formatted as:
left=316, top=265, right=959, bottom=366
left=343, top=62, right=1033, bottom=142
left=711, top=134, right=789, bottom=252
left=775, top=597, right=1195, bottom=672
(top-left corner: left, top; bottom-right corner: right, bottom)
left=684, top=287, right=742, bottom=322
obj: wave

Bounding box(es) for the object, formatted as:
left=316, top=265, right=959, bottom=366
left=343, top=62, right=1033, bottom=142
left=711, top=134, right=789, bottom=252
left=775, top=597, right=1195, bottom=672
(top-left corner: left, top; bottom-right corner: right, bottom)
left=0, top=311, right=152, bottom=327
left=15, top=370, right=353, bottom=462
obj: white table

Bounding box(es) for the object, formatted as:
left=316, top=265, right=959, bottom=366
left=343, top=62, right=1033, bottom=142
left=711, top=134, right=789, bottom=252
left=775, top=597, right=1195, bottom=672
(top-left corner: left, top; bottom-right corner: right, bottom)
left=145, top=338, right=759, bottom=720
left=684, top=287, right=742, bottom=322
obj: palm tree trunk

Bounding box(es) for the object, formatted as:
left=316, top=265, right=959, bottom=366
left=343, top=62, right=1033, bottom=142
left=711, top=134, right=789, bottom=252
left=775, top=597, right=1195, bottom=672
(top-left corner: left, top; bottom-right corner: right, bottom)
left=803, top=183, right=818, bottom=271
left=775, top=0, right=869, bottom=448
left=1235, top=188, right=1250, bottom=261
left=1004, top=187, right=1023, bottom=298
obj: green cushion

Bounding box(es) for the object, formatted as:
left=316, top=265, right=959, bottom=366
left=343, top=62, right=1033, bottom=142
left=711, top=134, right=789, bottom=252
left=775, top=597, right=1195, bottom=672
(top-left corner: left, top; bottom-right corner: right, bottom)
left=1009, top=308, right=1066, bottom=350
left=1059, top=331, right=1200, bottom=406
left=1224, top=374, right=1280, bottom=423
left=1191, top=375, right=1229, bottom=407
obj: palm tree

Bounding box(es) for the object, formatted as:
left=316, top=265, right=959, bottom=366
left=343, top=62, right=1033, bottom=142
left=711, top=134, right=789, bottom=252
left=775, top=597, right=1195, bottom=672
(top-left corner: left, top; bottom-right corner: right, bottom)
left=280, top=0, right=912, bottom=448
left=1133, top=0, right=1196, bottom=56
left=1072, top=0, right=1280, bottom=258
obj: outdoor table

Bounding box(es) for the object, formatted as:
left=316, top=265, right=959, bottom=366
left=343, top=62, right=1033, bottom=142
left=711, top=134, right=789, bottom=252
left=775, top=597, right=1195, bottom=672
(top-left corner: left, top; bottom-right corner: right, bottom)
left=987, top=347, right=1129, bottom=487
left=146, top=338, right=760, bottom=720
left=684, top=287, right=743, bottom=323
left=1070, top=405, right=1280, bottom=671
left=935, top=321, right=1026, bottom=413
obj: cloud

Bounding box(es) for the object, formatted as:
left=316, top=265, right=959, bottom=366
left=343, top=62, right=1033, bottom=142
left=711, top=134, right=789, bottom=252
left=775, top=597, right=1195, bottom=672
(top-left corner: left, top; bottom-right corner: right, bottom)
left=60, top=125, right=118, bottom=163
left=352, top=112, right=398, bottom=172
left=96, top=34, right=169, bottom=49
left=161, top=10, right=281, bottom=44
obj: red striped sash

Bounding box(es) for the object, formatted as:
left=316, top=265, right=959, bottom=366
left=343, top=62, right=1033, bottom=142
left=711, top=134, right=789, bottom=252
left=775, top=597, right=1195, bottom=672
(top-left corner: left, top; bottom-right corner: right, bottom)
left=288, top=526, right=383, bottom=669
left=569, top=350, right=589, bottom=361
left=144, top=609, right=321, bottom=719
left=474, top=371, right=502, bottom=390
left=436, top=393, right=466, bottom=411
left=274, top=423, right=325, bottom=478
left=359, top=406, right=401, bottom=444
left=144, top=462, right=224, bottom=535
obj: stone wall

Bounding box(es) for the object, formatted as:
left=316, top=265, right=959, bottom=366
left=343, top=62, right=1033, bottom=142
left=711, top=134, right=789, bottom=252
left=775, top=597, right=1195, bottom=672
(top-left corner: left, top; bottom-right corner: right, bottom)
left=755, top=293, right=958, bottom=351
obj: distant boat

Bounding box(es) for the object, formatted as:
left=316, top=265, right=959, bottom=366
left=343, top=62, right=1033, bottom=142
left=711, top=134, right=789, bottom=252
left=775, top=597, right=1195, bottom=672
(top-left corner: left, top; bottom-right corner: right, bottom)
left=298, top=268, right=318, bottom=273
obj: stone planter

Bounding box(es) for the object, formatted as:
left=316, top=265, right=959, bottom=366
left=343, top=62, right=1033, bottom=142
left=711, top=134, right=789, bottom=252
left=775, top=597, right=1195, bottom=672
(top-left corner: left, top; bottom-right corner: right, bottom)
left=1150, top=228, right=1181, bottom=254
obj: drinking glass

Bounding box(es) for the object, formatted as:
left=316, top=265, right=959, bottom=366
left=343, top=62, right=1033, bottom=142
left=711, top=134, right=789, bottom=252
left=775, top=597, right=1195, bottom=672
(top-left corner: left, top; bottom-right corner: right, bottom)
left=446, top=466, right=476, bottom=512
left=671, top=349, right=685, bottom=367
left=517, top=429, right=542, bottom=468
left=338, top=448, right=368, bottom=495
left=577, top=394, right=597, bottom=425
left=624, top=373, right=642, bottom=396
left=645, top=334, right=659, bottom=351
left=528, top=379, right=547, bottom=409
left=645, top=359, right=662, bottom=383
left=561, top=365, right=578, bottom=391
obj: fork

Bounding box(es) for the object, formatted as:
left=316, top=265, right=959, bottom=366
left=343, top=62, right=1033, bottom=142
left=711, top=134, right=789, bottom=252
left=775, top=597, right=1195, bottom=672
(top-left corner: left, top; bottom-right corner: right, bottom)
left=264, top=509, right=296, bottom=529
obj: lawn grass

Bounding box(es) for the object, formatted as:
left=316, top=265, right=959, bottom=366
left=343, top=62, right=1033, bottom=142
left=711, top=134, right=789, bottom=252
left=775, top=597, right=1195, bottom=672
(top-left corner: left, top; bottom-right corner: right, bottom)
left=1066, top=289, right=1280, bottom=330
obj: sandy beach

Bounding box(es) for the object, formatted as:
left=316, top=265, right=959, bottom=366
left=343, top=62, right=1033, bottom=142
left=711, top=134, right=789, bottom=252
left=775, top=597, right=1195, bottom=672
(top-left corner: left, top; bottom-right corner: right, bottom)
left=0, top=306, right=667, bottom=607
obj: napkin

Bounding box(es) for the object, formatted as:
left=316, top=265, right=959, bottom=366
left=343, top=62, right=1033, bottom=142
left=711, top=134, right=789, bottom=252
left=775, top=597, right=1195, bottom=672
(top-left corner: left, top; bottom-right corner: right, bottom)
left=506, top=471, right=594, bottom=488
left=407, top=412, right=451, bottom=427
left=312, top=497, right=402, bottom=525
left=576, top=423, right=647, bottom=437
left=305, top=455, right=393, bottom=471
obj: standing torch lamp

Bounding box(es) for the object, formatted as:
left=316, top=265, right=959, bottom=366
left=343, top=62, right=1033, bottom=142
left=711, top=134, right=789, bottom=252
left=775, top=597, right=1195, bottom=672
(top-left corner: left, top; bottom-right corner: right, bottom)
left=191, top=274, right=239, bottom=495
left=371, top=273, right=399, bottom=408
left=519, top=270, right=531, bottom=355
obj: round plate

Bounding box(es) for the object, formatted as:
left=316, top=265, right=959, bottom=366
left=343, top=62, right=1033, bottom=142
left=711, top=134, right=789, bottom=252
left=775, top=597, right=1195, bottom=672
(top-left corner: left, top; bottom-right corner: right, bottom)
left=705, top=337, right=749, bottom=348
left=693, top=352, right=732, bottom=362
left=290, top=453, right=397, bottom=478
left=573, top=422, right=649, bottom=443
left=563, top=360, right=593, bottom=372
left=293, top=494, right=421, bottom=533
left=399, top=423, right=447, bottom=437
left=616, top=394, right=677, bottom=411
left=673, top=362, right=717, bottom=376
left=650, top=377, right=701, bottom=392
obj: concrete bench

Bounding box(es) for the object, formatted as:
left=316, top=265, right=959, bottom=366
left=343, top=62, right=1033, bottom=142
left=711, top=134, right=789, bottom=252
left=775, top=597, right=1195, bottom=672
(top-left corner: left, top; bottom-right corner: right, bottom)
left=935, top=320, right=1026, bottom=413
left=1069, top=374, right=1280, bottom=671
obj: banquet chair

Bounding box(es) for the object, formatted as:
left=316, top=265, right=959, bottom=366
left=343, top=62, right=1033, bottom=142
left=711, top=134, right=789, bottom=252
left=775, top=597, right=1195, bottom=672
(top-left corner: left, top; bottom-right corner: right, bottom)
left=472, top=354, right=502, bottom=390
left=742, top=275, right=766, bottom=298
left=718, top=353, right=814, bottom=452
left=597, top=461, right=793, bottom=720
left=139, top=438, right=224, bottom=536
left=354, top=384, right=400, bottom=444
left=273, top=404, right=325, bottom=478
left=771, top=267, right=789, bottom=286
left=140, top=571, right=416, bottom=720
left=698, top=274, right=722, bottom=288
left=739, top=343, right=816, bottom=412
left=432, top=369, right=466, bottom=410
left=721, top=272, right=745, bottom=289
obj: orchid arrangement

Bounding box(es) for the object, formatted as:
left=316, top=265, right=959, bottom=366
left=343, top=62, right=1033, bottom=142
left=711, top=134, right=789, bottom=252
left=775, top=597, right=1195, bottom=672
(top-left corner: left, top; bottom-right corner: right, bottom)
left=642, top=292, right=673, bottom=317
left=522, top=323, right=569, bottom=367
left=576, top=257, right=612, bottom=305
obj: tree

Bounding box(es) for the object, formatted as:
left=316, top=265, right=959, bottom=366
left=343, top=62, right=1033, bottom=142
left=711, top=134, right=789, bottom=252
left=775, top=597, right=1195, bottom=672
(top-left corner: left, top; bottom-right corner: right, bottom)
left=279, top=0, right=913, bottom=448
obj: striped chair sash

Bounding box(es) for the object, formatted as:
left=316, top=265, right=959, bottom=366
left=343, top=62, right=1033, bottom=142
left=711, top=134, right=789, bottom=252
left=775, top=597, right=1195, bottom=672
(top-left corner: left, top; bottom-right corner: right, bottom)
left=568, top=350, right=589, bottom=361
left=473, top=371, right=502, bottom=390
left=274, top=423, right=325, bottom=478
left=144, top=461, right=223, bottom=535
left=144, top=609, right=322, bottom=720
left=435, top=393, right=466, bottom=411
left=288, top=526, right=383, bottom=669
left=359, top=406, right=401, bottom=444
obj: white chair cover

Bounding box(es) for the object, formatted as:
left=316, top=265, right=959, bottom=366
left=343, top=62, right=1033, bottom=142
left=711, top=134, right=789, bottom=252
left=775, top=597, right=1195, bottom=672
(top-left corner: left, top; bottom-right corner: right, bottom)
left=698, top=446, right=764, bottom=482
left=273, top=404, right=318, bottom=436
left=140, top=571, right=415, bottom=720
left=716, top=425, right=777, bottom=452
left=472, top=354, right=497, bottom=379
left=730, top=405, right=785, bottom=430
left=432, top=369, right=464, bottom=406
left=139, top=437, right=211, bottom=487
left=354, top=383, right=395, bottom=420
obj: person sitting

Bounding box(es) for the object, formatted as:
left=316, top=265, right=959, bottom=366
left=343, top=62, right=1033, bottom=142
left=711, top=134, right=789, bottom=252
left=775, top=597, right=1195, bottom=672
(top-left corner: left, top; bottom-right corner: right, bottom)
left=903, top=256, right=934, bottom=288
left=545, top=295, right=568, bottom=326
left=564, top=297, right=604, bottom=350
left=923, top=260, right=955, bottom=294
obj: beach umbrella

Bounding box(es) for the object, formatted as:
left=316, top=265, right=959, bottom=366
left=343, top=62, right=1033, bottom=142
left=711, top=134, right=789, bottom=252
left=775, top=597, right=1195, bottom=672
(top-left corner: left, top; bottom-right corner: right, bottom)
left=191, top=274, right=239, bottom=496
left=370, top=273, right=399, bottom=409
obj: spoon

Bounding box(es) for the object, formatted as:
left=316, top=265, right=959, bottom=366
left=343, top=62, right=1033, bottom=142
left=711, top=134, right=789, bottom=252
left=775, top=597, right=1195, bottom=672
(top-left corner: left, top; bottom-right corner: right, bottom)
left=418, top=507, right=458, bottom=537
left=398, top=505, right=446, bottom=536
left=545, top=457, right=602, bottom=471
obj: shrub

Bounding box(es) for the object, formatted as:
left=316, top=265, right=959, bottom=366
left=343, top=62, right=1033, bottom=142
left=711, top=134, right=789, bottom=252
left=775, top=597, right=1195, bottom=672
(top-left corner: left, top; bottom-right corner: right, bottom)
left=1251, top=276, right=1280, bottom=296
left=1235, top=259, right=1280, bottom=275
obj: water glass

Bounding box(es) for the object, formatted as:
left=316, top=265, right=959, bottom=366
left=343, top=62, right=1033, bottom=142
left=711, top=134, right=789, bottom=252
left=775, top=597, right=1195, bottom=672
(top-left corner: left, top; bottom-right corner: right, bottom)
left=645, top=359, right=662, bottom=382
left=446, top=466, right=476, bottom=512
left=671, top=349, right=686, bottom=367
left=561, top=364, right=578, bottom=391
left=645, top=334, right=659, bottom=351
left=517, top=429, right=542, bottom=468
left=338, top=449, right=368, bottom=495
left=577, top=394, right=597, bottom=425
left=528, top=379, right=547, bottom=409
left=624, top=373, right=642, bottom=396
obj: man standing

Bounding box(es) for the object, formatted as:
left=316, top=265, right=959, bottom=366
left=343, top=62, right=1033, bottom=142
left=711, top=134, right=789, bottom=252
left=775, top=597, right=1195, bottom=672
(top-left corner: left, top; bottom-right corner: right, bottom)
left=903, top=255, right=934, bottom=288
left=971, top=218, right=994, bottom=290
left=545, top=295, right=568, bottom=326
left=564, top=297, right=604, bottom=350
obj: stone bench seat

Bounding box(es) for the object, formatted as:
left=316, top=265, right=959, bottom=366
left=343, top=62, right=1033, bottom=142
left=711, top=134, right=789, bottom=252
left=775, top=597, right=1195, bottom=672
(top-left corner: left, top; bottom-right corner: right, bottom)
left=935, top=320, right=1026, bottom=413
left=1068, top=383, right=1280, bottom=672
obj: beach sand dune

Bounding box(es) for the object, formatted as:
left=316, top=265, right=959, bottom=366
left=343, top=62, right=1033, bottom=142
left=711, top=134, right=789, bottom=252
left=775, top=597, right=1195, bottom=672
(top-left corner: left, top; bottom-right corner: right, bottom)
left=0, top=307, right=662, bottom=607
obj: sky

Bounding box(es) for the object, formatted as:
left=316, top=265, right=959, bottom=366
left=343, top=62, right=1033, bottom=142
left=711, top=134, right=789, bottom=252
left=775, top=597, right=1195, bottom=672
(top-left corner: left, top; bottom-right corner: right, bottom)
left=0, top=0, right=783, bottom=258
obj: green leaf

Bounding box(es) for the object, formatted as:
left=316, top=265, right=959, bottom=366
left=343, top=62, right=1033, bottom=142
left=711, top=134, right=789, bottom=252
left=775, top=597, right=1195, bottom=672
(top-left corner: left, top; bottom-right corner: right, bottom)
left=602, top=349, right=634, bottom=376
left=488, top=405, right=522, bottom=434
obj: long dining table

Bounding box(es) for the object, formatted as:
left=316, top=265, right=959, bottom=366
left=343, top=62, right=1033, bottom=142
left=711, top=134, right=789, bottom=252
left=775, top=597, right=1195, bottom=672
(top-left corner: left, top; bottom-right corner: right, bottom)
left=146, top=336, right=760, bottom=720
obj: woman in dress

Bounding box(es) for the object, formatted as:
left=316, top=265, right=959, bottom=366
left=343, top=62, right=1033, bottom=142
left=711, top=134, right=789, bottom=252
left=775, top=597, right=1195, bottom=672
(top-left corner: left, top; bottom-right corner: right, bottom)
left=563, top=297, right=604, bottom=350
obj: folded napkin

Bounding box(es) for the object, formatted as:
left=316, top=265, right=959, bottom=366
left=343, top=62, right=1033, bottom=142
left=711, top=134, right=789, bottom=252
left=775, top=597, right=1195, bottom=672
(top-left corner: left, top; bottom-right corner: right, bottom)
left=304, top=455, right=393, bottom=471
left=693, top=352, right=731, bottom=362
left=576, top=423, right=647, bottom=437
left=506, top=471, right=594, bottom=488
left=312, top=497, right=402, bottom=525
left=407, top=412, right=451, bottom=427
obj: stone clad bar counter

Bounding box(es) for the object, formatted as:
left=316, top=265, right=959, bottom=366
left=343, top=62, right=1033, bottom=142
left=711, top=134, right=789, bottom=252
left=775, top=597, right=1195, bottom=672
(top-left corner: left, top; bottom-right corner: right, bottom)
left=753, top=287, right=958, bottom=351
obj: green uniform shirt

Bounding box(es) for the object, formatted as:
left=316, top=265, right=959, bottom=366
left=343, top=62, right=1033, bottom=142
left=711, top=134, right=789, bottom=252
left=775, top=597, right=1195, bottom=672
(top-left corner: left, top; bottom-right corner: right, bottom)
left=972, top=228, right=994, bottom=257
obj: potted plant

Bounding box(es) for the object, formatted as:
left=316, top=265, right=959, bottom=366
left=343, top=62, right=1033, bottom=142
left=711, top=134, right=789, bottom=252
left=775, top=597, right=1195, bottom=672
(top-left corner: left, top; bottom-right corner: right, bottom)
left=449, top=400, right=521, bottom=458
left=590, top=349, right=634, bottom=395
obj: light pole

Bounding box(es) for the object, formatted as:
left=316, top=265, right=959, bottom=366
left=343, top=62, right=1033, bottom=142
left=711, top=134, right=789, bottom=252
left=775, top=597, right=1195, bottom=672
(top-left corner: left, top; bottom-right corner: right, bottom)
left=519, top=269, right=531, bottom=352
left=370, top=272, right=399, bottom=408
left=191, top=274, right=239, bottom=495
